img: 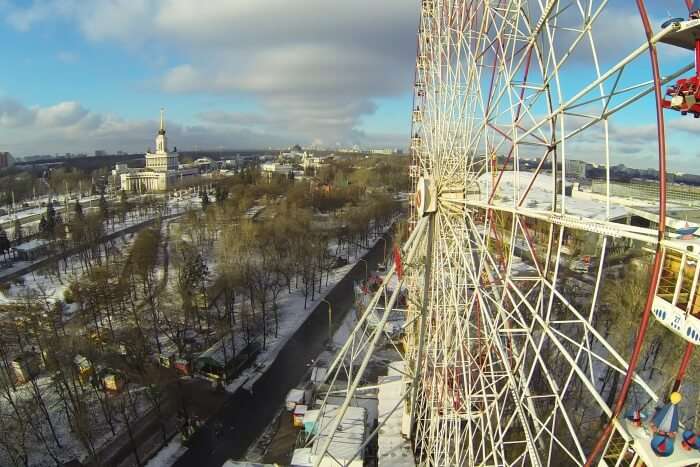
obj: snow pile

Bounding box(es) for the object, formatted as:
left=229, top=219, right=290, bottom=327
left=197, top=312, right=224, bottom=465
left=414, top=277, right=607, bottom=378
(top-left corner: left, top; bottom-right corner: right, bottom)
left=145, top=438, right=187, bottom=467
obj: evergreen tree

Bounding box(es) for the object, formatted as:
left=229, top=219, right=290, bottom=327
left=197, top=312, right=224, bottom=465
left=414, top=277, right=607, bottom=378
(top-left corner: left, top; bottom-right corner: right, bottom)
left=201, top=190, right=210, bottom=211
left=0, top=227, right=9, bottom=260
left=74, top=199, right=84, bottom=221
left=13, top=218, right=23, bottom=243
left=214, top=185, right=228, bottom=206
left=119, top=190, right=129, bottom=222
left=39, top=215, right=49, bottom=238
left=99, top=193, right=109, bottom=221
left=46, top=203, right=57, bottom=234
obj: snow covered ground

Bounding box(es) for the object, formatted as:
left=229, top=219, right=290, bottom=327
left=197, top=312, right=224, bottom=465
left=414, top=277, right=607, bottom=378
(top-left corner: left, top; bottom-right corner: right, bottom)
left=145, top=438, right=187, bottom=467
left=0, top=232, right=136, bottom=307
left=0, top=374, right=155, bottom=466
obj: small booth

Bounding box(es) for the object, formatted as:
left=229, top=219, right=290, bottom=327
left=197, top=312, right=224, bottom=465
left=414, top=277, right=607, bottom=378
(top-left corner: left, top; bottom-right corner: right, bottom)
left=11, top=351, right=42, bottom=384
left=293, top=404, right=307, bottom=428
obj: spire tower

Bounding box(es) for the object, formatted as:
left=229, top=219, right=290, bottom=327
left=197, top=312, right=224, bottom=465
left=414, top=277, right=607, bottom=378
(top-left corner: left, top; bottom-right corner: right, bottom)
left=159, top=108, right=166, bottom=135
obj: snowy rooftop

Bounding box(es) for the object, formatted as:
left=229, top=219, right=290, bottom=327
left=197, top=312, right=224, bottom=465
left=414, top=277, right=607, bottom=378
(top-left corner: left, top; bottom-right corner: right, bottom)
left=291, top=448, right=313, bottom=466
left=308, top=404, right=366, bottom=465
left=13, top=238, right=49, bottom=251
left=195, top=334, right=252, bottom=368
left=478, top=172, right=628, bottom=221
left=377, top=362, right=415, bottom=467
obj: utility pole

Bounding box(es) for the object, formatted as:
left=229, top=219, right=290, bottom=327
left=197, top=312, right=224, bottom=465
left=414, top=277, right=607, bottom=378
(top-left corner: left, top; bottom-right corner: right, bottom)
left=321, top=299, right=333, bottom=343
left=357, top=259, right=369, bottom=280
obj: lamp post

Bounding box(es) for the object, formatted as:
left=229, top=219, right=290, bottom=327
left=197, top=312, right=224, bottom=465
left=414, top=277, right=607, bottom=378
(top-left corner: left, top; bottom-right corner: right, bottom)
left=377, top=237, right=388, bottom=264
left=357, top=259, right=369, bottom=280
left=321, top=298, right=333, bottom=343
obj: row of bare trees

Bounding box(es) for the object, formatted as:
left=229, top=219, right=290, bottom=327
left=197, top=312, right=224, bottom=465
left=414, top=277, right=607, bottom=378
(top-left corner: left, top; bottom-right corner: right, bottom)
left=0, top=157, right=408, bottom=465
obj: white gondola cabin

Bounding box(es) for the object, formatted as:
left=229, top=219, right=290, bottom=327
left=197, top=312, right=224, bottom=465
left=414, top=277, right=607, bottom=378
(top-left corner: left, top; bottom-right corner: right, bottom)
left=422, top=0, right=435, bottom=17
left=416, top=80, right=426, bottom=97
left=652, top=243, right=700, bottom=345
left=411, top=134, right=422, bottom=151
left=417, top=54, right=428, bottom=71
left=412, top=107, right=422, bottom=123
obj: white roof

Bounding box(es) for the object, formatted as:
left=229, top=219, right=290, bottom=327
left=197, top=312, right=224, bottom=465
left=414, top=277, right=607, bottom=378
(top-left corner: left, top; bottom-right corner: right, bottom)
left=13, top=239, right=49, bottom=252
left=303, top=409, right=320, bottom=423
left=291, top=448, right=314, bottom=466
left=478, top=172, right=628, bottom=221
left=309, top=404, right=366, bottom=465
left=287, top=388, right=305, bottom=403
left=196, top=333, right=236, bottom=367
left=311, top=366, right=327, bottom=384
left=377, top=362, right=416, bottom=466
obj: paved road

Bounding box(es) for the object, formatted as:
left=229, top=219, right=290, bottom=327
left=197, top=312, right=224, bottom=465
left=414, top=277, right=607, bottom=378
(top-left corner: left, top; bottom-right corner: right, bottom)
left=173, top=232, right=391, bottom=466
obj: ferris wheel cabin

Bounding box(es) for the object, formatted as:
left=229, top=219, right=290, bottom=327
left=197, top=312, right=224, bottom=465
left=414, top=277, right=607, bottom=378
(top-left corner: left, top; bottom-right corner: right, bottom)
left=660, top=2, right=700, bottom=117
left=652, top=242, right=700, bottom=345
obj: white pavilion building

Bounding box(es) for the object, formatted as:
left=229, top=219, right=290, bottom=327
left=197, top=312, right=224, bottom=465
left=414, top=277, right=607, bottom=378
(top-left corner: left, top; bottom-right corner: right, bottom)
left=119, top=109, right=197, bottom=192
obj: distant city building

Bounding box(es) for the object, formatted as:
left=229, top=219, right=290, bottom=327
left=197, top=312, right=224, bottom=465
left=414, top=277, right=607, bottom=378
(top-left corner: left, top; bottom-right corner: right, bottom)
left=338, top=145, right=362, bottom=153
left=369, top=148, right=399, bottom=155
left=565, top=159, right=588, bottom=179
left=0, top=152, right=15, bottom=170
left=261, top=162, right=294, bottom=179
left=301, top=152, right=329, bottom=170
left=590, top=179, right=700, bottom=206
left=119, top=109, right=198, bottom=192
left=192, top=157, right=215, bottom=170
left=279, top=149, right=305, bottom=161
left=94, top=150, right=107, bottom=157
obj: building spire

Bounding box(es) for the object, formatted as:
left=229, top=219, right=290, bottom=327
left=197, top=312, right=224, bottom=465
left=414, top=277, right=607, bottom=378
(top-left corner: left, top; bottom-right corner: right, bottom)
left=158, top=108, right=166, bottom=135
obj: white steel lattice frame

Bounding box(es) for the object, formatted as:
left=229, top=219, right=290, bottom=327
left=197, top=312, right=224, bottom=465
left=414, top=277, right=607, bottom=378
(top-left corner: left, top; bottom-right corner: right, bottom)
left=309, top=1, right=700, bottom=466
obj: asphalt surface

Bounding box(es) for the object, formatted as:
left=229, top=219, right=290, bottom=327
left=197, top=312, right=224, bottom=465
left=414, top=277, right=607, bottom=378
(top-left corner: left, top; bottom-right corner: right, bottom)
left=173, top=233, right=391, bottom=466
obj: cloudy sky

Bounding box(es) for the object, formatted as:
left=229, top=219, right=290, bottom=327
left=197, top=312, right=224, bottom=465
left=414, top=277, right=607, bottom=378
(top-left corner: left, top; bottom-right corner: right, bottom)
left=0, top=0, right=420, bottom=156
left=0, top=0, right=698, bottom=172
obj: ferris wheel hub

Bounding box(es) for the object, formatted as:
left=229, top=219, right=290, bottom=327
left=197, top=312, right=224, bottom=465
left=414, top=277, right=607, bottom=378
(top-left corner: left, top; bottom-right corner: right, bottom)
left=415, top=176, right=437, bottom=217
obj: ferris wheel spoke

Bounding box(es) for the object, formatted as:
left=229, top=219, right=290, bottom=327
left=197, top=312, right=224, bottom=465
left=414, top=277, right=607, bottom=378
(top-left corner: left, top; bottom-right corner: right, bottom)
left=505, top=276, right=659, bottom=402
left=385, top=1, right=700, bottom=465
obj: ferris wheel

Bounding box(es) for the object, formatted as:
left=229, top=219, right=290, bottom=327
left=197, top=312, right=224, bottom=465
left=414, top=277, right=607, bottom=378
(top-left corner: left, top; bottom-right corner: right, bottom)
left=307, top=1, right=700, bottom=466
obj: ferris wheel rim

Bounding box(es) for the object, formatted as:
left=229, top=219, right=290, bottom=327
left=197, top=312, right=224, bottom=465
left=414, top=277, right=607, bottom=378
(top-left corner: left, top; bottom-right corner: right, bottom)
left=406, top=1, right=687, bottom=465
left=583, top=1, right=669, bottom=464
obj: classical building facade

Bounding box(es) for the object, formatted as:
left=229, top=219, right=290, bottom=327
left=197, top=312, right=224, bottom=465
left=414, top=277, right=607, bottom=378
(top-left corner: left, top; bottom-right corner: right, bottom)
left=120, top=110, right=197, bottom=192
left=0, top=152, right=15, bottom=170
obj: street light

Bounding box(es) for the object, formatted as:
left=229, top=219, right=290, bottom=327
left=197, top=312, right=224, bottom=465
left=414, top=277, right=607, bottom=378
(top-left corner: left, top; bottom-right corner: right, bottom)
left=377, top=237, right=388, bottom=266
left=357, top=259, right=369, bottom=280
left=320, top=298, right=333, bottom=343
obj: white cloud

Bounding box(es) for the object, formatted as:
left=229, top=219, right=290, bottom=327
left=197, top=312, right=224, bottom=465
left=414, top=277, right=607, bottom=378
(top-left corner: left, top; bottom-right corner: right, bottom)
left=0, top=98, right=35, bottom=127
left=35, top=101, right=89, bottom=127
left=4, top=0, right=419, bottom=147
left=7, top=0, right=694, bottom=165
left=0, top=97, right=293, bottom=156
